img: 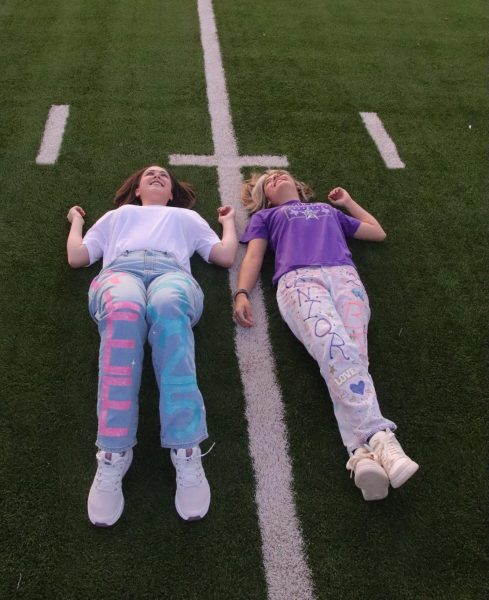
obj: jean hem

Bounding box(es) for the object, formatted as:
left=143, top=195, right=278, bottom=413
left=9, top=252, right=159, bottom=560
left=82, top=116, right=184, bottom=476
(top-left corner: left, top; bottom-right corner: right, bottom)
left=96, top=441, right=137, bottom=453
left=346, top=424, right=397, bottom=455
left=161, top=433, right=208, bottom=450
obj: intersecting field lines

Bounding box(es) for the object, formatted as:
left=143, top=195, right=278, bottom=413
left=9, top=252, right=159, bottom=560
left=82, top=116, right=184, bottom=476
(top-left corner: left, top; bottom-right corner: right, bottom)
left=169, top=2, right=316, bottom=599
left=32, top=9, right=408, bottom=600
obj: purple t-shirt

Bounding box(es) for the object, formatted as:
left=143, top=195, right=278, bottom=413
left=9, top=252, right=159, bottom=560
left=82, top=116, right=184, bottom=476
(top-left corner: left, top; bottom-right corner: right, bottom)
left=240, top=200, right=361, bottom=284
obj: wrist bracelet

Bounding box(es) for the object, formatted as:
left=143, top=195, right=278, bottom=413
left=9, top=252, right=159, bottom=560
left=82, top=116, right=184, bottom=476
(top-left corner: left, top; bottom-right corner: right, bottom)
left=233, top=288, right=250, bottom=302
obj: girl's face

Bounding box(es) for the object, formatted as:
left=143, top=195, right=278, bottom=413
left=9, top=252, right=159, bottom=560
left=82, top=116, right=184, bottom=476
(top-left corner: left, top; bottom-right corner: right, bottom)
left=136, top=166, right=173, bottom=205
left=263, top=171, right=299, bottom=206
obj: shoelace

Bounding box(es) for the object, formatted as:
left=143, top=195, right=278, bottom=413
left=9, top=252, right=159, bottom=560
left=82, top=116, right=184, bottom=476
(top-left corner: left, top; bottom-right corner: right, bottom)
left=174, top=443, right=215, bottom=488
left=346, top=446, right=381, bottom=478
left=95, top=454, right=126, bottom=493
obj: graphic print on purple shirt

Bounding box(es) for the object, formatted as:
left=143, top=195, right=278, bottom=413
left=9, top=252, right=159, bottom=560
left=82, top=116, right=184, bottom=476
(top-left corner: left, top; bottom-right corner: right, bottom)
left=240, top=200, right=361, bottom=284
left=283, top=203, right=331, bottom=221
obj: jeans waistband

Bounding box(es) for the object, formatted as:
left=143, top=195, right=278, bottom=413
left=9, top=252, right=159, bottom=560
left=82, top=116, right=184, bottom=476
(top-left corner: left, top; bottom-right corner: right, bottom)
left=108, top=250, right=183, bottom=272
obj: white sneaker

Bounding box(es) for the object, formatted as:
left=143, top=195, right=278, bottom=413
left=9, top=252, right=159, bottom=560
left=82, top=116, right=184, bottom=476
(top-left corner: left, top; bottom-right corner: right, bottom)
left=369, top=430, right=419, bottom=488
left=171, top=446, right=210, bottom=521
left=87, top=449, right=133, bottom=527
left=346, top=446, right=389, bottom=501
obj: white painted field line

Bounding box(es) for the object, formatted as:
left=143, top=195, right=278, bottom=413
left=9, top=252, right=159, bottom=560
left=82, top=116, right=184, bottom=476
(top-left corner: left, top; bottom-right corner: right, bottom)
left=36, top=105, right=70, bottom=165
left=359, top=111, right=405, bottom=169
left=170, top=154, right=288, bottom=168
left=169, top=1, right=315, bottom=599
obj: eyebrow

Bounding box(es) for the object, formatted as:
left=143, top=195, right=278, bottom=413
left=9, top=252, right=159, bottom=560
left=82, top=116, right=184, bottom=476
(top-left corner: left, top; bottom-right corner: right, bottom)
left=145, top=169, right=169, bottom=176
left=265, top=172, right=280, bottom=183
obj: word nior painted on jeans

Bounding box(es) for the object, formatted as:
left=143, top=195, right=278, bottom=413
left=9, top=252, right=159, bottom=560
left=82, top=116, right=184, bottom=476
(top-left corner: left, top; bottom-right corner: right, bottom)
left=292, top=283, right=350, bottom=361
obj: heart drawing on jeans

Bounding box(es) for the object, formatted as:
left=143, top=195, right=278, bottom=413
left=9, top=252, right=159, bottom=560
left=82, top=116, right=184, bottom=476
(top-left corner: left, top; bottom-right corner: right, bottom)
left=350, top=381, right=365, bottom=395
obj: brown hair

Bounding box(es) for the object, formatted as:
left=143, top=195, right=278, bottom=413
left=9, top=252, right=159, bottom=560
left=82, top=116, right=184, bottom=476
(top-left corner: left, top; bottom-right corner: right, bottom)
left=113, top=166, right=197, bottom=209
left=241, top=169, right=315, bottom=215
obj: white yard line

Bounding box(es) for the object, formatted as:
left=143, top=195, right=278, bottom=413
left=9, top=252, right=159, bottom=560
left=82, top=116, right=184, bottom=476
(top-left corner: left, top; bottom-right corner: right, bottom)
left=35, top=105, right=70, bottom=165
left=359, top=111, right=405, bottom=169
left=169, top=1, right=315, bottom=599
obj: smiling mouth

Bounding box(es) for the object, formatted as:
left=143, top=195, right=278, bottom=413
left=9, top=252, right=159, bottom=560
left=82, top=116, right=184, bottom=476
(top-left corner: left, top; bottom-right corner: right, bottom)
left=150, top=181, right=164, bottom=187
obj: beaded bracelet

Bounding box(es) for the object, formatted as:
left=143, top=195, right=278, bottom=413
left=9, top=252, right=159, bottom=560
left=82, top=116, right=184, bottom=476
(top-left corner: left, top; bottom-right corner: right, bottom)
left=233, top=288, right=250, bottom=302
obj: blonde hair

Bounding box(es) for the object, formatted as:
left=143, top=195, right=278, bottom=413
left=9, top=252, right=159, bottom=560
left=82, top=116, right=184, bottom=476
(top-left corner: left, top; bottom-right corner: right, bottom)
left=241, top=169, right=315, bottom=215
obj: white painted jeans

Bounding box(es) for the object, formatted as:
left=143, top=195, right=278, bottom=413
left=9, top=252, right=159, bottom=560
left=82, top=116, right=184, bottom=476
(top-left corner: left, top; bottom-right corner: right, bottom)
left=276, top=266, right=396, bottom=454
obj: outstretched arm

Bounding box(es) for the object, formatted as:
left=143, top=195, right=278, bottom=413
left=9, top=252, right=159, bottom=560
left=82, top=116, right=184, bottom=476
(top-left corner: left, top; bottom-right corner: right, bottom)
left=233, top=238, right=268, bottom=327
left=328, top=187, right=386, bottom=242
left=66, top=206, right=90, bottom=268
left=208, top=205, right=238, bottom=268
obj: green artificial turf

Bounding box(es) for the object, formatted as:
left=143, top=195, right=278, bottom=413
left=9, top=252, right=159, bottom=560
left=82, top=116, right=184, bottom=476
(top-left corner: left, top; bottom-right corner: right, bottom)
left=220, top=0, right=488, bottom=597
left=1, top=0, right=487, bottom=598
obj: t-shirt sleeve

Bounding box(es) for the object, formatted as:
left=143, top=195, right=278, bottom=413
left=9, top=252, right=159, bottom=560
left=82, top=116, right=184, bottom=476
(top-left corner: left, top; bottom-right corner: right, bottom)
left=190, top=213, right=221, bottom=263
left=334, top=208, right=361, bottom=238
left=82, top=212, right=111, bottom=266
left=240, top=212, right=269, bottom=243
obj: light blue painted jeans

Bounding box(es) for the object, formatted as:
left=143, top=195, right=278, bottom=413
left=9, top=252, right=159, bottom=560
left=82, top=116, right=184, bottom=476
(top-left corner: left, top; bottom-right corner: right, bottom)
left=88, top=250, right=207, bottom=452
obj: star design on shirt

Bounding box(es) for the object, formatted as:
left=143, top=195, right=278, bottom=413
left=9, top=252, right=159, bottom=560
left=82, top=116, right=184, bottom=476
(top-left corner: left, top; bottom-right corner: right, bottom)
left=329, top=364, right=336, bottom=375
left=303, top=207, right=319, bottom=220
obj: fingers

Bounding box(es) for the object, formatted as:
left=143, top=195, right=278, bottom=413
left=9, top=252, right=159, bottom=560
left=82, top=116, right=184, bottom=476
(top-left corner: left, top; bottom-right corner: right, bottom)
left=68, top=205, right=85, bottom=216
left=67, top=206, right=86, bottom=223
left=235, top=312, right=253, bottom=327
left=233, top=300, right=254, bottom=327
left=217, top=205, right=235, bottom=218
left=327, top=187, right=342, bottom=201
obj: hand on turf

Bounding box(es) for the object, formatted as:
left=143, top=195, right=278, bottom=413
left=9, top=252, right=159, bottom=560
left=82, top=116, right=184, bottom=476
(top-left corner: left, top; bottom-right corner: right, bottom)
left=234, top=294, right=254, bottom=327
left=327, top=187, right=353, bottom=209
left=217, top=205, right=235, bottom=224
left=67, top=206, right=86, bottom=224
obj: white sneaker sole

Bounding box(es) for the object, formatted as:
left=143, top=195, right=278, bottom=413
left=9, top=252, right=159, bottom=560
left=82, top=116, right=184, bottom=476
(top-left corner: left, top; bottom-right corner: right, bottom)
left=88, top=497, right=125, bottom=528
left=174, top=492, right=210, bottom=521
left=389, top=459, right=419, bottom=488
left=355, top=466, right=389, bottom=501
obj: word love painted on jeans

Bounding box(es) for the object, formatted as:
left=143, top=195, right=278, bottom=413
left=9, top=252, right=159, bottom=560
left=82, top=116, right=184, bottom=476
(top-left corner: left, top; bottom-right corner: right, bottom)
left=332, top=367, right=366, bottom=397
left=333, top=367, right=357, bottom=386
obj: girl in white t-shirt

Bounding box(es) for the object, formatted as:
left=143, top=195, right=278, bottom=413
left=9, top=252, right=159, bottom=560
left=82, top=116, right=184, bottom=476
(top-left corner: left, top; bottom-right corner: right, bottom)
left=234, top=169, right=418, bottom=502
left=67, top=164, right=237, bottom=526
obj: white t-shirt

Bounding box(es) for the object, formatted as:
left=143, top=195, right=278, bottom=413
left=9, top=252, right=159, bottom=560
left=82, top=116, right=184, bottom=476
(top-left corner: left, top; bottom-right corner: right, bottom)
left=82, top=204, right=221, bottom=272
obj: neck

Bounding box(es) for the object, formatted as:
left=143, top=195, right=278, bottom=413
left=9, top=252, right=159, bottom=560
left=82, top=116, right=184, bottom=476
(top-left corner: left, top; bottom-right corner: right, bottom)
left=271, top=194, right=299, bottom=207
left=141, top=199, right=170, bottom=207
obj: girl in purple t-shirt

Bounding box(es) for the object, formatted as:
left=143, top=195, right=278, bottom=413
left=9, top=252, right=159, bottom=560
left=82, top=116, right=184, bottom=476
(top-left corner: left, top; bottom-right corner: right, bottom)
left=234, top=169, right=418, bottom=501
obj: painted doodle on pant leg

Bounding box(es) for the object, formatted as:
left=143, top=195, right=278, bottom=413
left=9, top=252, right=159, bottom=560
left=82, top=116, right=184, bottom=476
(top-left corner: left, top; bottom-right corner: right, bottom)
left=147, top=284, right=205, bottom=446
left=97, top=286, right=143, bottom=439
